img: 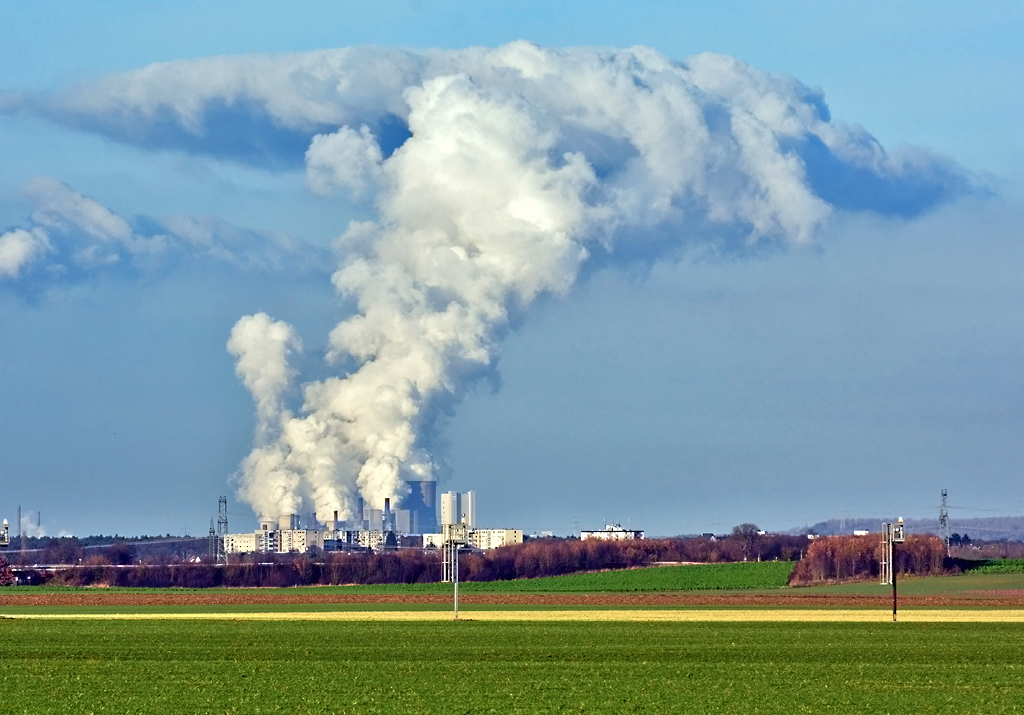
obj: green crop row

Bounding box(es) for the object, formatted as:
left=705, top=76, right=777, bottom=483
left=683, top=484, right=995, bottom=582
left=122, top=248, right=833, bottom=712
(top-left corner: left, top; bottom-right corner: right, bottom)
left=961, top=558, right=1024, bottom=574
left=1, top=620, right=1022, bottom=713
left=0, top=562, right=794, bottom=595
left=454, top=561, right=795, bottom=592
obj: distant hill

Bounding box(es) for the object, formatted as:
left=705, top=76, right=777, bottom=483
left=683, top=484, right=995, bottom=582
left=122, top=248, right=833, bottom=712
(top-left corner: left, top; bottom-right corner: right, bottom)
left=791, top=516, right=1024, bottom=542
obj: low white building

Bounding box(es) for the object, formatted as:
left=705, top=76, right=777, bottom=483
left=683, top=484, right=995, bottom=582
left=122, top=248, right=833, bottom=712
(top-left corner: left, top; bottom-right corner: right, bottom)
left=581, top=523, right=644, bottom=541
left=422, top=533, right=446, bottom=549
left=223, top=528, right=324, bottom=554
left=278, top=529, right=324, bottom=553
left=223, top=532, right=257, bottom=554
left=422, top=528, right=523, bottom=550
left=470, top=529, right=523, bottom=550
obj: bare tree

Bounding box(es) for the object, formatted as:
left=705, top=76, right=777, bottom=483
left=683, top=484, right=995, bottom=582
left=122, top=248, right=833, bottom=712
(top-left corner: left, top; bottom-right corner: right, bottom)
left=731, top=523, right=761, bottom=562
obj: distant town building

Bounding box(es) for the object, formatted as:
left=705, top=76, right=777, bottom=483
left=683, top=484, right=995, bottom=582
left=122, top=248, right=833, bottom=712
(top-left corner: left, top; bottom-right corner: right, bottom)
left=581, top=523, right=644, bottom=541
left=422, top=528, right=523, bottom=551
left=470, top=528, right=523, bottom=550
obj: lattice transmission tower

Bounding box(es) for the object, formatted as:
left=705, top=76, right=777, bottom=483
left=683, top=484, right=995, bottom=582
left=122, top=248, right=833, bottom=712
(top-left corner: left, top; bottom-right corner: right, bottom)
left=939, top=489, right=949, bottom=556
left=216, top=496, right=229, bottom=564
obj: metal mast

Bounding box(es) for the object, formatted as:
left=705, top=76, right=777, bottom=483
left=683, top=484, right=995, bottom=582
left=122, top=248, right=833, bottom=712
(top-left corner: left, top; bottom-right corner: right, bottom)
left=939, top=489, right=949, bottom=556
left=208, top=520, right=217, bottom=560
left=217, top=496, right=228, bottom=564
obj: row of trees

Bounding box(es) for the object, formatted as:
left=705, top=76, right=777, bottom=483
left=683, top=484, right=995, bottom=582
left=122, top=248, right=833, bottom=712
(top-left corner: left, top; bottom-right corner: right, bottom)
left=0, top=556, right=13, bottom=586
left=3, top=536, right=207, bottom=567
left=10, top=531, right=979, bottom=588
left=32, top=530, right=813, bottom=588
left=788, top=534, right=948, bottom=584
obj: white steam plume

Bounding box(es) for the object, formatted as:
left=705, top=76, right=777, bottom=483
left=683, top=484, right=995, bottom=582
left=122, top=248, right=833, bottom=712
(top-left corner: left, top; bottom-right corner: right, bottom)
left=226, top=313, right=305, bottom=518
left=214, top=43, right=965, bottom=521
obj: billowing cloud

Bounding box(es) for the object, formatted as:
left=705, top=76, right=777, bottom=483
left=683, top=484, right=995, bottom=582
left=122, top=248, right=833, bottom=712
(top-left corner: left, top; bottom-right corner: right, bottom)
left=208, top=42, right=979, bottom=523
left=6, top=42, right=978, bottom=521
left=14, top=44, right=971, bottom=217
left=0, top=227, right=51, bottom=279
left=0, top=178, right=328, bottom=290
left=305, top=125, right=384, bottom=197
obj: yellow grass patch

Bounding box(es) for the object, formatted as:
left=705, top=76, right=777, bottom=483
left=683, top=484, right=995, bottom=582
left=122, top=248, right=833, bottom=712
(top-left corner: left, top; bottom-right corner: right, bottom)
left=5, top=609, right=1024, bottom=622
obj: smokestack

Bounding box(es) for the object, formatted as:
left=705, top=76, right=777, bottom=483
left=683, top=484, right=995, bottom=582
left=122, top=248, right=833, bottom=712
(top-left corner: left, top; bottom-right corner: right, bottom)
left=384, top=498, right=391, bottom=533
left=333, top=510, right=339, bottom=532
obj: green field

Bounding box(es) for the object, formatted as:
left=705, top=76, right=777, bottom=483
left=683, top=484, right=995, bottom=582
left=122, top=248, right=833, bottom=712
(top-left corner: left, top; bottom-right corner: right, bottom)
left=1, top=619, right=1022, bottom=713
left=0, top=561, right=794, bottom=595
left=793, top=571, right=1024, bottom=596
left=964, top=559, right=1024, bottom=574
left=454, top=560, right=795, bottom=592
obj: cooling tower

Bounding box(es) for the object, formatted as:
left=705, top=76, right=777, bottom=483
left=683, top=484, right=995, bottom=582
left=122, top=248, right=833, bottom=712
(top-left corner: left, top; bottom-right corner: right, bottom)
left=402, top=480, right=438, bottom=533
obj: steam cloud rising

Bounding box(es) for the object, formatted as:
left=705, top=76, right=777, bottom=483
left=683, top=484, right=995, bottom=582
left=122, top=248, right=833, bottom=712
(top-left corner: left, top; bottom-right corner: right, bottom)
left=15, top=43, right=969, bottom=520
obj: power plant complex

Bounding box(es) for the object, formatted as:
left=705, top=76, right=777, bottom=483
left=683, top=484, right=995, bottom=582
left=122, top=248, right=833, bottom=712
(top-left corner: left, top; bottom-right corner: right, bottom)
left=221, top=483, right=523, bottom=555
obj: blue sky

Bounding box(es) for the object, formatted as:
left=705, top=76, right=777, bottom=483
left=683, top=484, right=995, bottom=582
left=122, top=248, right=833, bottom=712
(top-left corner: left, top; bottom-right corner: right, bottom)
left=1, top=1, right=1022, bottom=537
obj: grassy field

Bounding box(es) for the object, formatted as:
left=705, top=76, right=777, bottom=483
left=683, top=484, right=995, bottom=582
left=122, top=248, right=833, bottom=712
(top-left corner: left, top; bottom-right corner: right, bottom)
left=1, top=619, right=1022, bottom=713
left=793, top=571, right=1024, bottom=596
left=964, top=558, right=1024, bottom=574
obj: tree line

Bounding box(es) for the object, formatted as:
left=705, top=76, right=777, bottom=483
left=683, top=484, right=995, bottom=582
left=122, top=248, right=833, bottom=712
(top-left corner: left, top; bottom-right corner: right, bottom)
left=789, top=533, right=949, bottom=584
left=5, top=530, right=995, bottom=588
left=10, top=531, right=810, bottom=588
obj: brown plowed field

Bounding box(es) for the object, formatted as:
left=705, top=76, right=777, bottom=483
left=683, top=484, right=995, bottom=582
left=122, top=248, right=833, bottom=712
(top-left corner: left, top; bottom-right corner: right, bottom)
left=4, top=592, right=1024, bottom=608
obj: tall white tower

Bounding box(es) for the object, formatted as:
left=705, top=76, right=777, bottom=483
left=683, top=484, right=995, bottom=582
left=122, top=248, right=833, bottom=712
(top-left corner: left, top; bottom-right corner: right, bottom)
left=460, top=491, right=477, bottom=529
left=440, top=491, right=459, bottom=526
left=440, top=491, right=477, bottom=528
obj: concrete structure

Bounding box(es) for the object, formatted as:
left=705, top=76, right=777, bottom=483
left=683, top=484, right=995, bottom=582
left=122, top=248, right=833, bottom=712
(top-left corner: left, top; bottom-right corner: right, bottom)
left=581, top=523, right=644, bottom=541
left=402, top=479, right=438, bottom=533
left=440, top=490, right=476, bottom=528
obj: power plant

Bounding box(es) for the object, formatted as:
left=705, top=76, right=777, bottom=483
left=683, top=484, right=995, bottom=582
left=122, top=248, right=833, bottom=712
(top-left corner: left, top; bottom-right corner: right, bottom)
left=220, top=483, right=522, bottom=555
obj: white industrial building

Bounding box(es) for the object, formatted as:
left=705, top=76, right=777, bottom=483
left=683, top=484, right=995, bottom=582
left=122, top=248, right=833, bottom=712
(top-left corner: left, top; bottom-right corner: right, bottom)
left=222, top=489, right=522, bottom=555
left=440, top=490, right=476, bottom=528
left=581, top=523, right=645, bottom=541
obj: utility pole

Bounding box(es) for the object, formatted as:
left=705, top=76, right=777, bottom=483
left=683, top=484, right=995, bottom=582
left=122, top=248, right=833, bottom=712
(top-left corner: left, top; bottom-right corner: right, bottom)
left=939, top=489, right=949, bottom=556
left=880, top=518, right=906, bottom=622
left=441, top=519, right=469, bottom=619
